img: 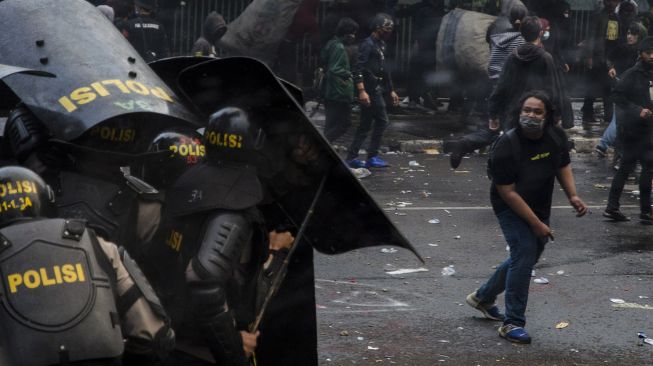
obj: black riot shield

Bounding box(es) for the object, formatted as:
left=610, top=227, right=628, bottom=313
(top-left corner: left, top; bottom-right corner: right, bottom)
left=0, top=0, right=201, bottom=141
left=0, top=64, right=55, bottom=112
left=177, top=56, right=422, bottom=366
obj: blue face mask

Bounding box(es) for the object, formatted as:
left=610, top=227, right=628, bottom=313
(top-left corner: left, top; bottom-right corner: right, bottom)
left=519, top=116, right=544, bottom=134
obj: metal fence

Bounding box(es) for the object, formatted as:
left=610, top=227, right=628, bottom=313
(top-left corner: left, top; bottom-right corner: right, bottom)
left=167, top=2, right=597, bottom=93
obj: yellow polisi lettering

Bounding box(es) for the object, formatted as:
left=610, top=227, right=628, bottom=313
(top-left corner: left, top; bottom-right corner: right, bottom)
left=151, top=86, right=173, bottom=102
left=6, top=263, right=87, bottom=294
left=59, top=96, right=78, bottom=112
left=125, top=80, right=150, bottom=95
left=71, top=87, right=97, bottom=105
left=7, top=274, right=22, bottom=293
left=91, top=82, right=110, bottom=97
left=102, top=79, right=130, bottom=93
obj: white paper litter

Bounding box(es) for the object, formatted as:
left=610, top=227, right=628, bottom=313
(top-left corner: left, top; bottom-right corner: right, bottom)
left=610, top=298, right=626, bottom=304
left=386, top=267, right=429, bottom=275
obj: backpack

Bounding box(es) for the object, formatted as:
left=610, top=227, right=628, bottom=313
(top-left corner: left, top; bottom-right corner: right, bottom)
left=486, top=127, right=565, bottom=181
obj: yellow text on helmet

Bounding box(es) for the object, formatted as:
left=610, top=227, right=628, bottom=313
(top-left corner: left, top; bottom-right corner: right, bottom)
left=205, top=132, right=243, bottom=149
left=7, top=263, right=86, bottom=293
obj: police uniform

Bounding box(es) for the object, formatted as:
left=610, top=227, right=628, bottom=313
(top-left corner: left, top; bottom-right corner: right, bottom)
left=0, top=166, right=173, bottom=366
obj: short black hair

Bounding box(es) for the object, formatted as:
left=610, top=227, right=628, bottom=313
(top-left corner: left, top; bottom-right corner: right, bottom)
left=336, top=17, right=359, bottom=37
left=520, top=16, right=543, bottom=42
left=509, top=4, right=528, bottom=28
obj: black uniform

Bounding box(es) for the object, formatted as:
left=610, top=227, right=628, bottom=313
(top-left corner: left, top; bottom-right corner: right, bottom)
left=125, top=16, right=170, bottom=62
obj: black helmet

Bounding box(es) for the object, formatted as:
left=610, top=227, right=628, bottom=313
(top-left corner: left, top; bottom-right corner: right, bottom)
left=204, top=107, right=265, bottom=164
left=134, top=129, right=205, bottom=188
left=0, top=166, right=55, bottom=227
left=369, top=13, right=394, bottom=31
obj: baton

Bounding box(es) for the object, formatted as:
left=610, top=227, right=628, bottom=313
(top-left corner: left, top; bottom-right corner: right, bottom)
left=249, top=173, right=328, bottom=333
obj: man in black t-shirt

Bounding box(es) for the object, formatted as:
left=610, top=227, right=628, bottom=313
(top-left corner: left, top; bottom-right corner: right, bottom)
left=465, top=90, right=587, bottom=345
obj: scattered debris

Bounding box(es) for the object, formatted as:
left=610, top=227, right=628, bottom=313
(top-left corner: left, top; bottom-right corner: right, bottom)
left=638, top=332, right=647, bottom=346
left=556, top=270, right=565, bottom=275
left=441, top=265, right=456, bottom=276
left=454, top=235, right=461, bottom=239
left=381, top=248, right=398, bottom=254
left=350, top=167, right=372, bottom=179
left=640, top=296, right=650, bottom=299
left=533, top=277, right=549, bottom=284
left=424, top=149, right=439, bottom=155
left=610, top=298, right=626, bottom=304
left=428, top=218, right=440, bottom=224
left=428, top=243, right=439, bottom=247
left=368, top=346, right=379, bottom=350
left=408, top=161, right=420, bottom=167
left=357, top=337, right=364, bottom=341
left=340, top=331, right=349, bottom=336
left=386, top=267, right=429, bottom=275
left=555, top=321, right=569, bottom=329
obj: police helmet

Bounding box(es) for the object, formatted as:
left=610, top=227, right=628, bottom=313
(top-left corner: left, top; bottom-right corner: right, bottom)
left=4, top=105, right=50, bottom=163
left=204, top=107, right=266, bottom=164
left=0, top=166, right=55, bottom=227
left=135, top=129, right=205, bottom=188
left=369, top=13, right=394, bottom=32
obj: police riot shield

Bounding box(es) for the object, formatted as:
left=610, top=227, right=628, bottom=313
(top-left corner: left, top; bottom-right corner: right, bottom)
left=0, top=0, right=201, bottom=141
left=177, top=57, right=422, bottom=260
left=177, top=56, right=422, bottom=365
left=0, top=64, right=55, bottom=112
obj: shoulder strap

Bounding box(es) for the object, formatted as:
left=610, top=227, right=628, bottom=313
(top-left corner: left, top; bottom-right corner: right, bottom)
left=505, top=128, right=521, bottom=166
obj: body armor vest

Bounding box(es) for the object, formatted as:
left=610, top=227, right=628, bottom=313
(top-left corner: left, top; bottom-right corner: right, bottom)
left=54, top=170, right=138, bottom=249
left=0, top=218, right=123, bottom=365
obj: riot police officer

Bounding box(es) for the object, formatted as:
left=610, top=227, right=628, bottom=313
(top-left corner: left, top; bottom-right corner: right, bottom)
left=140, top=107, right=295, bottom=365
left=123, top=0, right=170, bottom=62
left=0, top=166, right=174, bottom=365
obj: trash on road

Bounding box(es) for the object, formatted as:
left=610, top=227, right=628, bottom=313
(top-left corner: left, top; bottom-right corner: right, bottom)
left=555, top=321, right=569, bottom=329
left=381, top=248, right=398, bottom=254
left=454, top=235, right=461, bottom=239
left=556, top=270, right=565, bottom=275
left=638, top=332, right=647, bottom=346
left=639, top=296, right=650, bottom=299
left=367, top=346, right=379, bottom=350
left=428, top=243, right=439, bottom=247
left=357, top=337, right=364, bottom=341
left=386, top=267, right=429, bottom=275
left=408, top=161, right=420, bottom=167
left=441, top=265, right=455, bottom=276
left=340, top=331, right=349, bottom=336
left=533, top=277, right=549, bottom=284
left=424, top=149, right=439, bottom=155
left=610, top=298, right=626, bottom=304
left=428, top=218, right=440, bottom=224
left=645, top=338, right=653, bottom=346
left=350, top=167, right=372, bottom=179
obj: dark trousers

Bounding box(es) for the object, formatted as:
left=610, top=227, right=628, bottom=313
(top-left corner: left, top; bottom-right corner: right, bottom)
left=582, top=63, right=613, bottom=121
left=324, top=100, right=352, bottom=143
left=459, top=127, right=500, bottom=154
left=607, top=143, right=653, bottom=214
left=346, top=91, right=389, bottom=160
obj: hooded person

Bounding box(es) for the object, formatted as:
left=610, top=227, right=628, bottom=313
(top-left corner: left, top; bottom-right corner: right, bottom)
left=191, top=11, right=228, bottom=57
left=487, top=4, right=528, bottom=82
left=489, top=16, right=574, bottom=130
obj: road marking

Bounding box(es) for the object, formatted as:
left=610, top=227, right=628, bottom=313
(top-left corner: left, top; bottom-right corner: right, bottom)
left=384, top=205, right=638, bottom=211
left=613, top=302, right=653, bottom=310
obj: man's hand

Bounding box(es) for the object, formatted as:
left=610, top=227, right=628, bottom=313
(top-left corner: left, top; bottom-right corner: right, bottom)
left=563, top=63, right=570, bottom=73
left=291, top=134, right=319, bottom=165
left=358, top=90, right=371, bottom=106
left=268, top=230, right=294, bottom=251
left=640, top=108, right=653, bottom=119
left=608, top=67, right=616, bottom=78
left=390, top=90, right=400, bottom=106
left=489, top=118, right=500, bottom=131
left=240, top=330, right=260, bottom=358
left=569, top=195, right=588, bottom=217
left=531, top=220, right=552, bottom=239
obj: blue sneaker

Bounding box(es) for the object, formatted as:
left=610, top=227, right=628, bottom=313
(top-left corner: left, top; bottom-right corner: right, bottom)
left=466, top=291, right=504, bottom=321
left=346, top=158, right=366, bottom=168
left=498, top=324, right=531, bottom=344
left=365, top=156, right=389, bottom=168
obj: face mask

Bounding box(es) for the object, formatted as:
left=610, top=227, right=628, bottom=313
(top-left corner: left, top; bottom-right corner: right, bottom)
left=343, top=34, right=356, bottom=45
left=519, top=115, right=544, bottom=134
left=542, top=31, right=550, bottom=41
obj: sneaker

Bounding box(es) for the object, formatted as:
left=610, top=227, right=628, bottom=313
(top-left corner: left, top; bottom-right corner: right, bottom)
left=640, top=213, right=653, bottom=225
left=466, top=291, right=504, bottom=321
left=346, top=158, right=366, bottom=169
left=498, top=324, right=531, bottom=344
left=595, top=145, right=607, bottom=158
left=603, top=208, right=630, bottom=221
left=444, top=140, right=465, bottom=169
left=365, top=156, right=389, bottom=168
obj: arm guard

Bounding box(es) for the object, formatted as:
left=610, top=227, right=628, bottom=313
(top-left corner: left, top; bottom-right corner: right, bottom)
left=186, top=211, right=253, bottom=366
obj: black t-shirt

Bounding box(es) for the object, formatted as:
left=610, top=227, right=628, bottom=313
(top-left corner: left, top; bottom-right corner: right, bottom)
left=490, top=127, right=570, bottom=220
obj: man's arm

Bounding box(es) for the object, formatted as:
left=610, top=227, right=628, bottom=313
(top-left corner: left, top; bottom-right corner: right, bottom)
left=496, top=183, right=552, bottom=238
left=556, top=164, right=588, bottom=216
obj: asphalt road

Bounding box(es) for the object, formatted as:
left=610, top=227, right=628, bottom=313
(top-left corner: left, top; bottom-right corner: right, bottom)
left=313, top=150, right=653, bottom=366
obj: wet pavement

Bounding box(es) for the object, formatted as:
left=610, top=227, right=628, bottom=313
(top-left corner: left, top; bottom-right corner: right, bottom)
left=309, top=103, right=653, bottom=365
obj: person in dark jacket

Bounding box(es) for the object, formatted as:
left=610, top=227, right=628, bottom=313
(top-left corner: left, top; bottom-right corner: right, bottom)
left=489, top=16, right=572, bottom=131
left=602, top=36, right=653, bottom=224
left=191, top=11, right=227, bottom=57
left=444, top=3, right=527, bottom=169
left=581, top=0, right=620, bottom=124
left=320, top=18, right=359, bottom=143
left=345, top=13, right=399, bottom=169
left=124, top=0, right=170, bottom=62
